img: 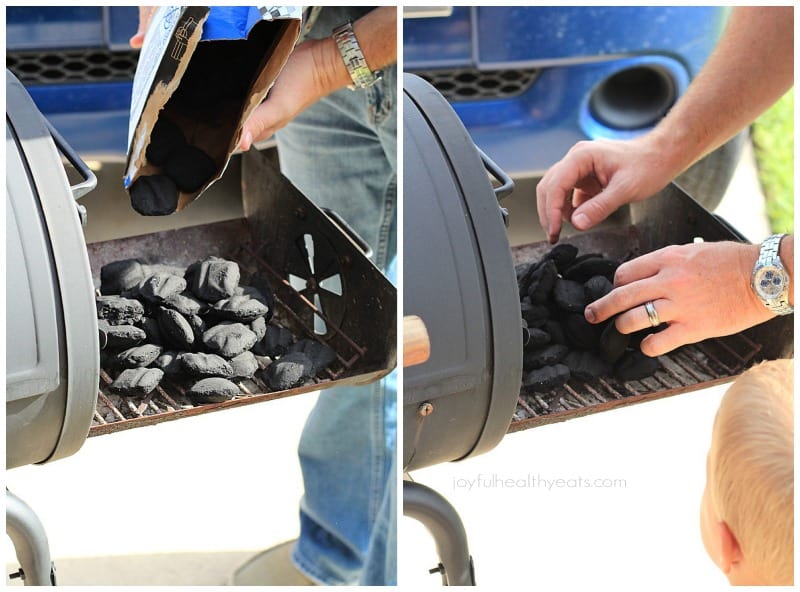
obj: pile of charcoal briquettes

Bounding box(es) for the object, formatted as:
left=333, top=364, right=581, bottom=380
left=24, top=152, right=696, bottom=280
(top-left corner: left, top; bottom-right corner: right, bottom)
left=516, top=243, right=660, bottom=394
left=96, top=257, right=336, bottom=404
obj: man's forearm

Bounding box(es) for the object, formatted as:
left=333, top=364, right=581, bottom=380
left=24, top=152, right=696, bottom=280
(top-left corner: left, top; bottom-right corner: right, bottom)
left=650, top=6, right=793, bottom=175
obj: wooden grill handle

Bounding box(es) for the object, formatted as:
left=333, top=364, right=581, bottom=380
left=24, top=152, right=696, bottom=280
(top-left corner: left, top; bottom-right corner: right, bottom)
left=403, top=315, right=430, bottom=367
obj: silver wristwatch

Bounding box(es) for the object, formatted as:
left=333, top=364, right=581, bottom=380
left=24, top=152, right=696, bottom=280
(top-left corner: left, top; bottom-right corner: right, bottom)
left=332, top=20, right=382, bottom=90
left=751, top=234, right=793, bottom=315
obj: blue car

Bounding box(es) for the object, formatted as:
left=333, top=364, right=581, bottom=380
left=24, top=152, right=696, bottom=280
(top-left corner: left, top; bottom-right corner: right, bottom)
left=403, top=6, right=744, bottom=209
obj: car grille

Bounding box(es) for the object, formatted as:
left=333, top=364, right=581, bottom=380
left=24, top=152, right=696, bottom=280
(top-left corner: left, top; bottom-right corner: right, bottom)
left=409, top=67, right=539, bottom=102
left=7, top=49, right=139, bottom=85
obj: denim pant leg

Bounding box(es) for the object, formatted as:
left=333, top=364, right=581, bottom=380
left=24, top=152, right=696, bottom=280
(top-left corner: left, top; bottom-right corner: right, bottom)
left=274, top=65, right=397, bottom=586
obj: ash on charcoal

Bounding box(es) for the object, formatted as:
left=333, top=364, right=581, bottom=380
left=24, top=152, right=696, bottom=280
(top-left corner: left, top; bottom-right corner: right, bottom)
left=163, top=145, right=218, bottom=193
left=188, top=377, right=240, bottom=403
left=288, top=339, right=337, bottom=374
left=615, top=350, right=661, bottom=382
left=553, top=278, right=586, bottom=313
left=158, top=307, right=195, bottom=350
left=154, top=351, right=183, bottom=376
left=253, top=324, right=294, bottom=357
left=136, top=316, right=164, bottom=346
left=163, top=291, right=207, bottom=316
left=523, top=344, right=569, bottom=371
left=138, top=272, right=187, bottom=304
left=543, top=243, right=579, bottom=273
left=251, top=316, right=267, bottom=341
left=96, top=295, right=144, bottom=326
left=130, top=174, right=179, bottom=216
left=113, top=344, right=162, bottom=369
left=100, top=259, right=146, bottom=295
left=563, top=256, right=619, bottom=283
left=185, top=257, right=240, bottom=302
left=599, top=322, right=630, bottom=364
left=186, top=313, right=206, bottom=344
left=263, top=351, right=315, bottom=390
left=108, top=367, right=164, bottom=396
left=210, top=294, right=270, bottom=323
left=97, top=320, right=146, bottom=350
left=179, top=352, right=234, bottom=378
left=202, top=322, right=258, bottom=358
left=523, top=364, right=571, bottom=393
left=145, top=118, right=186, bottom=166
left=584, top=275, right=613, bottom=302
left=230, top=351, right=259, bottom=379
left=563, top=350, right=611, bottom=381
left=563, top=313, right=600, bottom=351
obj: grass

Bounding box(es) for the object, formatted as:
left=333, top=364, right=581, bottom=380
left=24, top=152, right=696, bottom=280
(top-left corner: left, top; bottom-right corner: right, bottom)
left=750, top=88, right=794, bottom=234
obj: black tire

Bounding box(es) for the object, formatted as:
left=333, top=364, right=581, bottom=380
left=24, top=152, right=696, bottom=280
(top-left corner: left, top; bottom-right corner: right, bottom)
left=673, top=129, right=749, bottom=211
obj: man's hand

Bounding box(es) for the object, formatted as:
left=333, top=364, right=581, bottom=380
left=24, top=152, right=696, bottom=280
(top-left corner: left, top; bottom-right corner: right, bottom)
left=584, top=241, right=775, bottom=357
left=535, top=134, right=683, bottom=244
left=129, top=6, right=157, bottom=49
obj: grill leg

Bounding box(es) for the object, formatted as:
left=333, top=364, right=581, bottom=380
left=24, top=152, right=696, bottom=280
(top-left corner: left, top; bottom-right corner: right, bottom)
left=6, top=490, right=56, bottom=586
left=403, top=480, right=475, bottom=586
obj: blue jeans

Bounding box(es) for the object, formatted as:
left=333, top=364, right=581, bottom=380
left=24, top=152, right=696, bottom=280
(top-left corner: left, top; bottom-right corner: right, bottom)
left=274, top=18, right=397, bottom=585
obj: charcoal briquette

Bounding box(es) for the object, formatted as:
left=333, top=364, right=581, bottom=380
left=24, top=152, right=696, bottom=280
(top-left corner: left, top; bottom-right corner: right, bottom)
left=525, top=259, right=558, bottom=304
left=209, top=294, right=270, bottom=323
left=136, top=316, right=164, bottom=346
left=230, top=351, right=259, bottom=379
left=614, top=350, right=660, bottom=382
left=584, top=275, right=614, bottom=303
left=188, top=377, right=240, bottom=403
left=523, top=364, right=571, bottom=393
left=179, top=352, right=234, bottom=378
left=138, top=272, right=187, bottom=304
left=113, top=344, right=162, bottom=369
left=543, top=243, right=579, bottom=273
left=525, top=327, right=551, bottom=349
left=163, top=145, right=218, bottom=193
left=129, top=174, right=179, bottom=216
left=96, top=295, right=144, bottom=325
left=108, top=367, right=164, bottom=396
left=157, top=307, right=195, bottom=350
left=263, top=352, right=315, bottom=391
left=523, top=343, right=569, bottom=371
left=202, top=322, right=258, bottom=358
left=163, top=291, right=207, bottom=316
left=145, top=118, right=186, bottom=166
left=553, top=278, right=587, bottom=313
left=252, top=324, right=294, bottom=357
left=100, top=258, right=146, bottom=295
left=288, top=339, right=337, bottom=374
left=185, top=257, right=240, bottom=302
left=520, top=299, right=550, bottom=326
left=542, top=319, right=567, bottom=346
left=563, top=256, right=620, bottom=283
left=599, top=321, right=630, bottom=364
left=97, top=320, right=146, bottom=349
left=186, top=313, right=206, bottom=344
left=153, top=351, right=183, bottom=376
left=250, top=316, right=267, bottom=341
left=563, top=350, right=611, bottom=381
left=563, top=313, right=600, bottom=351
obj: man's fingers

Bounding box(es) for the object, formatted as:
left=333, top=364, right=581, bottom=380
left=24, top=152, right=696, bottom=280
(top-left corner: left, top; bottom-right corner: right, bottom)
left=612, top=252, right=663, bottom=288
left=130, top=6, right=157, bottom=49
left=639, top=326, right=684, bottom=357
left=585, top=279, right=662, bottom=324
left=614, top=298, right=672, bottom=334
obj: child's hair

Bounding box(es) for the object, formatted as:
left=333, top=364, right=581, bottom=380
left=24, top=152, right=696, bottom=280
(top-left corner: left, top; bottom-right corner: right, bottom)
left=710, top=358, right=794, bottom=585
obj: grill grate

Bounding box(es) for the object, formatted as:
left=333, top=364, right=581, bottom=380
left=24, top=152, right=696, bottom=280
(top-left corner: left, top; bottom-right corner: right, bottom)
left=410, top=67, right=539, bottom=102
left=7, top=49, right=139, bottom=85
left=90, top=243, right=367, bottom=436
left=509, top=333, right=763, bottom=432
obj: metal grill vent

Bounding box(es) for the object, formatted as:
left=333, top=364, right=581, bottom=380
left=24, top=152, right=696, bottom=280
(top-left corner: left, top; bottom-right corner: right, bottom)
left=7, top=49, right=139, bottom=85
left=410, top=67, right=539, bottom=102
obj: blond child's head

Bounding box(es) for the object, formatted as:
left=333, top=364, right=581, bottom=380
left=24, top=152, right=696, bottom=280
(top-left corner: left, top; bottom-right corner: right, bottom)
left=700, top=358, right=794, bottom=585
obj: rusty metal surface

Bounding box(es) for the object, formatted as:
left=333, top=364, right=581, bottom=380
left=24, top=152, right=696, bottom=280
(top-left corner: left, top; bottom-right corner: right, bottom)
left=87, top=169, right=396, bottom=435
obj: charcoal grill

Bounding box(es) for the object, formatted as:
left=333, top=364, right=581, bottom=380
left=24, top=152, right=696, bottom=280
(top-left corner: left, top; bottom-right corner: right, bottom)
left=402, top=73, right=792, bottom=585
left=6, top=70, right=395, bottom=585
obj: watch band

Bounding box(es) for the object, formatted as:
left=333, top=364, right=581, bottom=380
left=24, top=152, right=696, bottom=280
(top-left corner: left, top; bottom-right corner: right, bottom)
left=754, top=234, right=793, bottom=315
left=332, top=20, right=382, bottom=90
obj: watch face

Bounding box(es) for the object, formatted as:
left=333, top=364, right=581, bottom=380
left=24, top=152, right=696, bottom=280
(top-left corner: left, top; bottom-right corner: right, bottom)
left=754, top=265, right=787, bottom=299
